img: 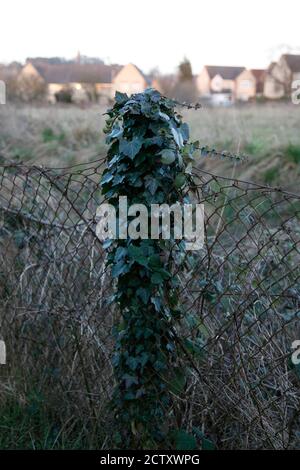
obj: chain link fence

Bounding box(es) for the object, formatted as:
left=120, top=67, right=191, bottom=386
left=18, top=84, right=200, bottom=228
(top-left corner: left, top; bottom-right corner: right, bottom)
left=0, top=157, right=299, bottom=449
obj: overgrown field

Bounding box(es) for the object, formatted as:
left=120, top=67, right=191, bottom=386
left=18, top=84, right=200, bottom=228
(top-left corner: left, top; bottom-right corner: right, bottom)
left=0, top=100, right=299, bottom=449
left=0, top=102, right=300, bottom=190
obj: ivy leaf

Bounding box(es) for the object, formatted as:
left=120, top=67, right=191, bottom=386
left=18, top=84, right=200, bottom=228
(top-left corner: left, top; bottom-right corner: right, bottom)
left=137, top=287, right=151, bottom=305
left=149, top=255, right=162, bottom=268
left=160, top=149, right=176, bottom=165
left=115, top=246, right=127, bottom=262
left=171, top=124, right=184, bottom=148
left=126, top=357, right=139, bottom=371
left=158, top=111, right=170, bottom=121
left=151, top=272, right=163, bottom=284
left=128, top=245, right=149, bottom=267
left=120, top=137, right=143, bottom=159
left=174, top=430, right=197, bottom=450
left=102, top=238, right=113, bottom=249
left=148, top=89, right=161, bottom=103
left=145, top=177, right=159, bottom=195
left=192, top=427, right=215, bottom=450
left=128, top=245, right=144, bottom=259
left=108, top=154, right=121, bottom=167
left=112, top=261, right=130, bottom=278
left=144, top=136, right=164, bottom=148
left=180, top=122, right=189, bottom=142
left=115, top=91, right=128, bottom=104
left=154, top=268, right=171, bottom=279
left=106, top=124, right=123, bottom=142
left=101, top=171, right=114, bottom=185
left=123, top=374, right=139, bottom=388
left=151, top=296, right=161, bottom=311
left=175, top=173, right=186, bottom=188
left=202, top=438, right=215, bottom=450
left=112, top=173, right=125, bottom=185
left=141, top=101, right=152, bottom=115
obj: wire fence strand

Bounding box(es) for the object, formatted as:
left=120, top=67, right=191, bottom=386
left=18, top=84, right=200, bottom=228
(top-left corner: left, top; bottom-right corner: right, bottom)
left=0, top=157, right=299, bottom=449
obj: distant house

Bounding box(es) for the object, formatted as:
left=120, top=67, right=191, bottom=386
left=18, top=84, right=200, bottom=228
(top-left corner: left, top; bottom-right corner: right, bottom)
left=264, top=54, right=300, bottom=99
left=197, top=66, right=245, bottom=103
left=235, top=69, right=266, bottom=100
left=18, top=60, right=122, bottom=103
left=235, top=69, right=257, bottom=101
left=18, top=61, right=154, bottom=102
left=112, top=63, right=150, bottom=95
left=197, top=65, right=266, bottom=103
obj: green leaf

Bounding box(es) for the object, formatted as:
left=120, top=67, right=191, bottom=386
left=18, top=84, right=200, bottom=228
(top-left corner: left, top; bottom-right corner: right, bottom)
left=112, top=261, right=129, bottom=278
left=175, top=173, right=186, bottom=188
left=192, top=427, right=215, bottom=450
left=115, top=91, right=128, bottom=104
left=180, top=122, right=190, bottom=142
left=115, top=246, right=127, bottom=262
left=101, top=171, right=114, bottom=185
left=160, top=149, right=176, bottom=165
left=154, top=267, right=171, bottom=279
left=145, top=177, right=159, bottom=195
left=137, top=287, right=151, bottom=305
left=151, top=272, right=163, bottom=284
left=149, top=255, right=162, bottom=268
left=102, top=238, right=113, bottom=249
left=125, top=357, right=139, bottom=371
left=123, top=374, right=139, bottom=388
left=171, top=125, right=184, bottom=148
left=107, top=124, right=123, bottom=142
left=119, top=137, right=143, bottom=159
left=128, top=245, right=143, bottom=258
left=151, top=296, right=161, bottom=311
left=112, top=173, right=125, bottom=185
left=175, top=430, right=197, bottom=450
left=128, top=245, right=149, bottom=267
left=158, top=111, right=170, bottom=121
left=202, top=438, right=215, bottom=450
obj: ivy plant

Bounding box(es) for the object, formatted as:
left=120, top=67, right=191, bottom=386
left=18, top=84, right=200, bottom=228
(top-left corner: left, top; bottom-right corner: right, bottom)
left=100, top=89, right=199, bottom=449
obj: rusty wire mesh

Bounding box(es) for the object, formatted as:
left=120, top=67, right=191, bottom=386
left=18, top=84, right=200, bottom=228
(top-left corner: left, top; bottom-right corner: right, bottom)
left=0, top=157, right=299, bottom=449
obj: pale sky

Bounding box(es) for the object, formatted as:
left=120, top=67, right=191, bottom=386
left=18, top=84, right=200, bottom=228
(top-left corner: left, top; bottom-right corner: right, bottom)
left=1, top=0, right=300, bottom=74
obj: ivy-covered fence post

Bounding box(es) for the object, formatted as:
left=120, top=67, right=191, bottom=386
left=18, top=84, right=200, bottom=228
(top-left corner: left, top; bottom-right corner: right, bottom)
left=100, top=89, right=196, bottom=449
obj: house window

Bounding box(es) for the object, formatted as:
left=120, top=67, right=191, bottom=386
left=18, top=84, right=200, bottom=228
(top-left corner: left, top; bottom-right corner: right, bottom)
left=211, top=75, right=223, bottom=92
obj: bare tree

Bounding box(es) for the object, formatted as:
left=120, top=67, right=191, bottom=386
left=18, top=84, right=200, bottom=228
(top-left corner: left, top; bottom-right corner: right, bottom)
left=16, top=75, right=47, bottom=102
left=172, top=57, right=198, bottom=103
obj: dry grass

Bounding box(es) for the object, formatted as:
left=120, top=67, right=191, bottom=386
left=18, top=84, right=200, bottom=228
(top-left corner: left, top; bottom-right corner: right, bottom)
left=0, top=104, right=107, bottom=167
left=1, top=102, right=300, bottom=189
left=0, top=160, right=299, bottom=449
